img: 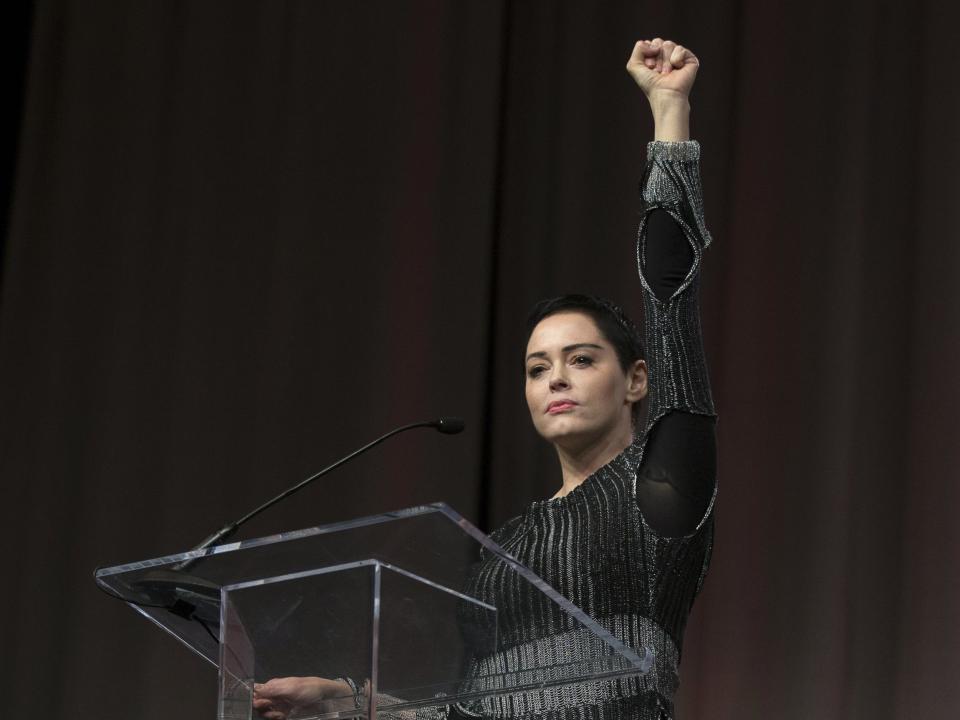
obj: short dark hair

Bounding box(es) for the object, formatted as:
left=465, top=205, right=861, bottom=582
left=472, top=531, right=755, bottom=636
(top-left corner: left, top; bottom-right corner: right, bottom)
left=523, top=294, right=645, bottom=420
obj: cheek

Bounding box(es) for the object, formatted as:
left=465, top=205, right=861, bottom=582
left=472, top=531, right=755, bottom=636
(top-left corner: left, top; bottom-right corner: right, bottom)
left=524, top=380, right=537, bottom=412
left=525, top=382, right=550, bottom=432
left=590, top=371, right=627, bottom=409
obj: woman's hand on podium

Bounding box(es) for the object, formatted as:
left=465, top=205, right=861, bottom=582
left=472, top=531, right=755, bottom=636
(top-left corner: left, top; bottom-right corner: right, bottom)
left=253, top=676, right=355, bottom=720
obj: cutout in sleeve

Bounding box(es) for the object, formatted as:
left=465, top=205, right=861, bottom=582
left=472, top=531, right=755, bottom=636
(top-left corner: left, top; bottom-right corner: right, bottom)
left=643, top=208, right=694, bottom=302
left=636, top=411, right=717, bottom=538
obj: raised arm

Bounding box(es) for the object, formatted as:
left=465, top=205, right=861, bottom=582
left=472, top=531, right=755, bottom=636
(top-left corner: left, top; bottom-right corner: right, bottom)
left=625, top=39, right=717, bottom=537
left=627, top=39, right=715, bottom=424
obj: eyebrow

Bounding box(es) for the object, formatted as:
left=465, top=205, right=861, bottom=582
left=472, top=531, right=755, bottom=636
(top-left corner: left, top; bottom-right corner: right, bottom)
left=525, top=343, right=604, bottom=362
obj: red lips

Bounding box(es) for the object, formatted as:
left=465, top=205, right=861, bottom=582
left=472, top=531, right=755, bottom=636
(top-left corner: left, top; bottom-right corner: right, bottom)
left=546, top=400, right=578, bottom=414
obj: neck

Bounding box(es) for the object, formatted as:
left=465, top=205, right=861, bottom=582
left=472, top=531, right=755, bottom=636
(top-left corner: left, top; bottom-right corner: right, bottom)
left=552, top=425, right=633, bottom=499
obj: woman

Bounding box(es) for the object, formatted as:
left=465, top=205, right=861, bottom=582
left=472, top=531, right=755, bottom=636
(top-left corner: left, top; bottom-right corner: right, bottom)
left=255, top=37, right=716, bottom=720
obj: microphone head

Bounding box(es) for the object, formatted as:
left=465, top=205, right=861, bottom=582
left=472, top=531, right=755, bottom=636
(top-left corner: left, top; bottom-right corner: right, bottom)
left=433, top=417, right=465, bottom=435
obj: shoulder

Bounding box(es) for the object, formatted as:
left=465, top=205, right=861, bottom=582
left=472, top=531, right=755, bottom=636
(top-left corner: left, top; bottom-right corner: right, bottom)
left=487, top=514, right=525, bottom=548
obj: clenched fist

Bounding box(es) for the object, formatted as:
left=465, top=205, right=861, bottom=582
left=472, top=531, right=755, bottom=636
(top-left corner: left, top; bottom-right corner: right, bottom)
left=625, top=39, right=699, bottom=103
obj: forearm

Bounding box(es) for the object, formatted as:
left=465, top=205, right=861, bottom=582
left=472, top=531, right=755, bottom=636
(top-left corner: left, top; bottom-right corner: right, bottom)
left=650, top=93, right=690, bottom=142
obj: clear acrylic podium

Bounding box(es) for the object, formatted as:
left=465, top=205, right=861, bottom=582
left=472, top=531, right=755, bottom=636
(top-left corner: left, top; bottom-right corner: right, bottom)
left=95, top=503, right=652, bottom=719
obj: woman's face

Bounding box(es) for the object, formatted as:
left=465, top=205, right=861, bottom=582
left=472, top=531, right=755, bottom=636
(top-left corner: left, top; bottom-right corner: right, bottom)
left=524, top=311, right=646, bottom=450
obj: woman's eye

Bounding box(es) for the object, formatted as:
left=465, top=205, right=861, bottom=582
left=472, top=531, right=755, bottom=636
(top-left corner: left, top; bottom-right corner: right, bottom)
left=527, top=366, right=546, bottom=378
left=572, top=355, right=594, bottom=367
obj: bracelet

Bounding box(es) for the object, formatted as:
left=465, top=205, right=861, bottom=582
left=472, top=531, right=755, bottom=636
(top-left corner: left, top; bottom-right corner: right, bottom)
left=335, top=677, right=363, bottom=710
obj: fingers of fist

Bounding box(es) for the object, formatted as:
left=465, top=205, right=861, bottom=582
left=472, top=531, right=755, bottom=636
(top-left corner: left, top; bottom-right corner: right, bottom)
left=628, top=38, right=697, bottom=76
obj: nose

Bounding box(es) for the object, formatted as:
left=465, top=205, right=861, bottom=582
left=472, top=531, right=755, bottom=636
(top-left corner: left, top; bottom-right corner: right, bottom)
left=549, top=366, right=570, bottom=391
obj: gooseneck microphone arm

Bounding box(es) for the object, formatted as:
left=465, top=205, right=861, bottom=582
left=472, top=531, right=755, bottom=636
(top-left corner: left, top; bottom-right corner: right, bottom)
left=173, top=417, right=464, bottom=570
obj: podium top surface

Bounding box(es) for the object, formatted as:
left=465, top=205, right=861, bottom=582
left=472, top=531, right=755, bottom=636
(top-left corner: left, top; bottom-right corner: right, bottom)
left=97, top=503, right=652, bottom=718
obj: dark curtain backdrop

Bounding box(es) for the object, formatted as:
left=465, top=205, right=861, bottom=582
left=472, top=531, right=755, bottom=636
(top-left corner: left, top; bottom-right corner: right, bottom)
left=1, top=1, right=957, bottom=719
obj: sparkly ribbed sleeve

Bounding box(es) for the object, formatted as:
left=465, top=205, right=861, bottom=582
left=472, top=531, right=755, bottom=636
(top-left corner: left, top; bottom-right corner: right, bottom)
left=633, top=141, right=717, bottom=539
left=636, top=140, right=716, bottom=429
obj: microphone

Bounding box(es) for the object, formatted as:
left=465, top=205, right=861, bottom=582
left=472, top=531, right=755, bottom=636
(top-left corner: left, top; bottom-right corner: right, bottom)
left=100, top=416, right=464, bottom=617
left=431, top=416, right=465, bottom=435
left=110, top=417, right=464, bottom=612
left=171, top=416, right=465, bottom=570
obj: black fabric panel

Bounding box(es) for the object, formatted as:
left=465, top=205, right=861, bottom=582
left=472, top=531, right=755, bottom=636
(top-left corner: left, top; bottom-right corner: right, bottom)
left=643, top=208, right=695, bottom=302
left=636, top=411, right=717, bottom=538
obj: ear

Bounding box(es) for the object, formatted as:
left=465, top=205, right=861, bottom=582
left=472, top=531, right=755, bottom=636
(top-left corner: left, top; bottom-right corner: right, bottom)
left=625, top=359, right=648, bottom=402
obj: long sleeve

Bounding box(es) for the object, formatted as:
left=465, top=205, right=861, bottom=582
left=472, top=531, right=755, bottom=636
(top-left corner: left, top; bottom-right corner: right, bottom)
left=636, top=140, right=716, bottom=429
left=634, top=140, right=717, bottom=538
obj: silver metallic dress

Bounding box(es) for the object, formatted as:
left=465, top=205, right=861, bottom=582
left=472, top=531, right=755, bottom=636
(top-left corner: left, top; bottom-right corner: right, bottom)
left=439, top=140, right=716, bottom=720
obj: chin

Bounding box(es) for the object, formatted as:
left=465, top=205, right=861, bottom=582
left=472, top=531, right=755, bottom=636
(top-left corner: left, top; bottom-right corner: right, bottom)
left=537, top=417, right=597, bottom=444
left=535, top=411, right=628, bottom=449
